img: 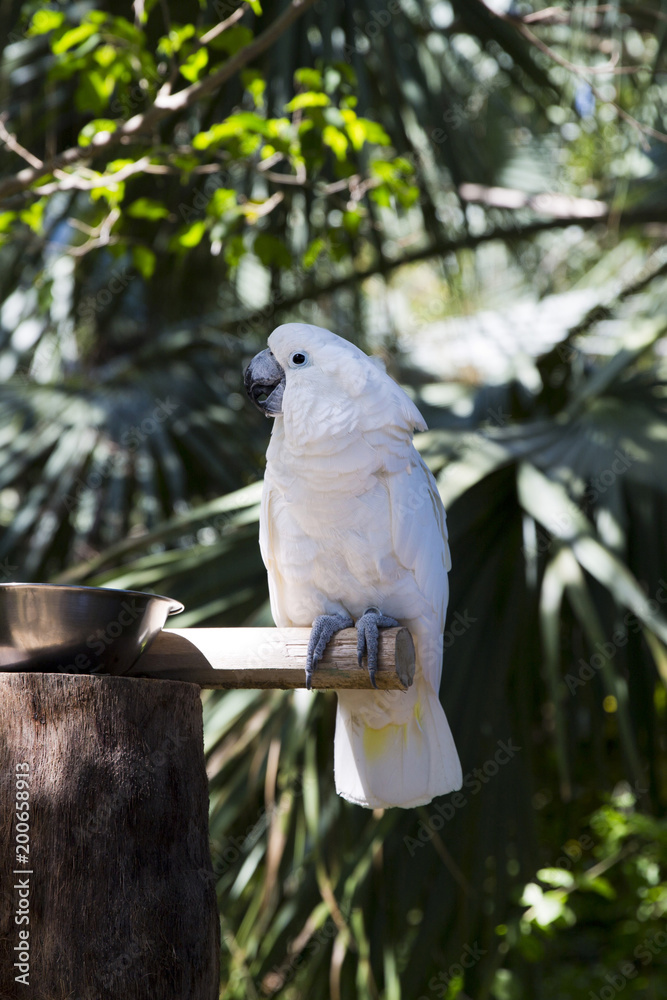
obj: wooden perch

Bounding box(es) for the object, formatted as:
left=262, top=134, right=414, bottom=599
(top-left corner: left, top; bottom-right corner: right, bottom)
left=130, top=627, right=415, bottom=690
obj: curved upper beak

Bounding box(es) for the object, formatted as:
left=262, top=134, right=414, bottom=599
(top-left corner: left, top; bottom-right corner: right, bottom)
left=243, top=348, right=285, bottom=416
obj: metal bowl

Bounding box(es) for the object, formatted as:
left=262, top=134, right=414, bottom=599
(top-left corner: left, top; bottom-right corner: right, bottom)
left=0, top=583, right=184, bottom=675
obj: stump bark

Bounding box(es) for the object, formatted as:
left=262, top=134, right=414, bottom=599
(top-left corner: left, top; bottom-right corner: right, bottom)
left=0, top=674, right=219, bottom=1000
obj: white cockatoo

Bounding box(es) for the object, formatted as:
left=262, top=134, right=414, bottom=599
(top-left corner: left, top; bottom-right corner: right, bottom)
left=243, top=323, right=462, bottom=809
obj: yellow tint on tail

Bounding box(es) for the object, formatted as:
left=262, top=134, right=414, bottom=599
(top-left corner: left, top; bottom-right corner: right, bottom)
left=362, top=705, right=424, bottom=762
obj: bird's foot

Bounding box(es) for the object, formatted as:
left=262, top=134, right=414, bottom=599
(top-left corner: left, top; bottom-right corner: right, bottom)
left=355, top=607, right=401, bottom=689
left=306, top=613, right=353, bottom=690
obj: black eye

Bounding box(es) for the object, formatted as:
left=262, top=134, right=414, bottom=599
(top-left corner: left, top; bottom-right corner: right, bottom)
left=289, top=351, right=308, bottom=367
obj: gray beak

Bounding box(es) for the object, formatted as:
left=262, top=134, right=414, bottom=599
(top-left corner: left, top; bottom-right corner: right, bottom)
left=243, top=348, right=285, bottom=416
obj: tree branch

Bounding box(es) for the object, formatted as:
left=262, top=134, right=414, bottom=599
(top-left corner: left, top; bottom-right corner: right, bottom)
left=0, top=0, right=316, bottom=202
left=231, top=205, right=667, bottom=327
left=458, top=183, right=608, bottom=219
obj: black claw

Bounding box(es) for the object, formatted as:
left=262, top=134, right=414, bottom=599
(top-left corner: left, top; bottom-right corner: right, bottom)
left=305, top=613, right=353, bottom=688
left=355, top=607, right=401, bottom=689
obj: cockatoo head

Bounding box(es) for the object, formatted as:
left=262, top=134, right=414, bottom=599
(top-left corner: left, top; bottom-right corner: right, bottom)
left=243, top=323, right=426, bottom=454
left=243, top=323, right=372, bottom=419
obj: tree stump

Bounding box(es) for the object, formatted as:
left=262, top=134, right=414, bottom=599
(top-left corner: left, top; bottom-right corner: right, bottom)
left=0, top=674, right=219, bottom=1000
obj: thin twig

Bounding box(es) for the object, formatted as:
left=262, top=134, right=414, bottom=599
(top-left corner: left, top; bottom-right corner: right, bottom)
left=56, top=207, right=121, bottom=257
left=36, top=155, right=152, bottom=195
left=524, top=4, right=667, bottom=28
left=240, top=190, right=284, bottom=217
left=199, top=4, right=248, bottom=46
left=150, top=0, right=314, bottom=116
left=256, top=151, right=285, bottom=171
left=0, top=116, right=43, bottom=169
left=511, top=11, right=641, bottom=75
left=261, top=160, right=307, bottom=185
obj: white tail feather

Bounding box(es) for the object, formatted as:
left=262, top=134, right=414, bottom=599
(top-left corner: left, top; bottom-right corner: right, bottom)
left=334, top=681, right=462, bottom=809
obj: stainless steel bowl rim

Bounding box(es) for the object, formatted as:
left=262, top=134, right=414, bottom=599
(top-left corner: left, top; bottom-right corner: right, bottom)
left=0, top=583, right=184, bottom=615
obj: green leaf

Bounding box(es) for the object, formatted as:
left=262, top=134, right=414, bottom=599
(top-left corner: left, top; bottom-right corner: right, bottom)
left=341, top=111, right=366, bottom=151
left=170, top=154, right=200, bottom=180
left=241, top=69, right=266, bottom=108
left=230, top=112, right=275, bottom=136
left=393, top=156, right=414, bottom=173
left=94, top=44, right=117, bottom=69
left=247, top=0, right=262, bottom=13
left=52, top=23, right=97, bottom=54
left=207, top=189, right=237, bottom=217
left=302, top=237, right=325, bottom=269
left=180, top=47, right=208, bottom=84
left=157, top=24, right=195, bottom=57
left=78, top=119, right=118, bottom=147
left=76, top=71, right=116, bottom=114
left=342, top=111, right=393, bottom=151
left=0, top=212, right=16, bottom=234
left=193, top=112, right=280, bottom=149
left=127, top=198, right=170, bottom=221
left=132, top=245, right=156, bottom=279
left=322, top=125, right=348, bottom=161
left=581, top=875, right=616, bottom=899
left=357, top=117, right=390, bottom=146
left=396, top=183, right=420, bottom=208
left=294, top=67, right=323, bottom=90
left=28, top=10, right=65, bottom=35
left=537, top=868, right=575, bottom=889
left=18, top=201, right=44, bottom=234
left=223, top=234, right=246, bottom=267
left=285, top=92, right=330, bottom=112
left=90, top=179, right=125, bottom=206
left=370, top=185, right=392, bottom=208
left=208, top=24, right=253, bottom=55
left=343, top=209, right=362, bottom=235
left=370, top=159, right=397, bottom=182
left=176, top=219, right=207, bottom=248
left=106, top=159, right=134, bottom=171
left=85, top=11, right=108, bottom=25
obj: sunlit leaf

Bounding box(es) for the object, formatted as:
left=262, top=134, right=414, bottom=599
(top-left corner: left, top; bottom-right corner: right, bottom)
left=132, top=245, right=156, bottom=278
left=285, top=92, right=330, bottom=112
left=322, top=125, right=348, bottom=160
left=127, top=198, right=170, bottom=221
left=180, top=47, right=208, bottom=84
left=29, top=10, right=65, bottom=35
left=175, top=219, right=207, bottom=248
left=78, top=118, right=118, bottom=147
left=52, top=23, right=97, bottom=54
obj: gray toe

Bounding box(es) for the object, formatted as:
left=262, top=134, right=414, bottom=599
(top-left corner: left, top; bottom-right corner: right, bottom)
left=305, top=613, right=353, bottom=689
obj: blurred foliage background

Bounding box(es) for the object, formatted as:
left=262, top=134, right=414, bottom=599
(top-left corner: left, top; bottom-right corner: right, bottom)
left=1, top=0, right=667, bottom=997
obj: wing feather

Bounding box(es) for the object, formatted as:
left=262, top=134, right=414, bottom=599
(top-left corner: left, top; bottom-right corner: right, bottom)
left=259, top=479, right=294, bottom=627
left=386, top=452, right=451, bottom=630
